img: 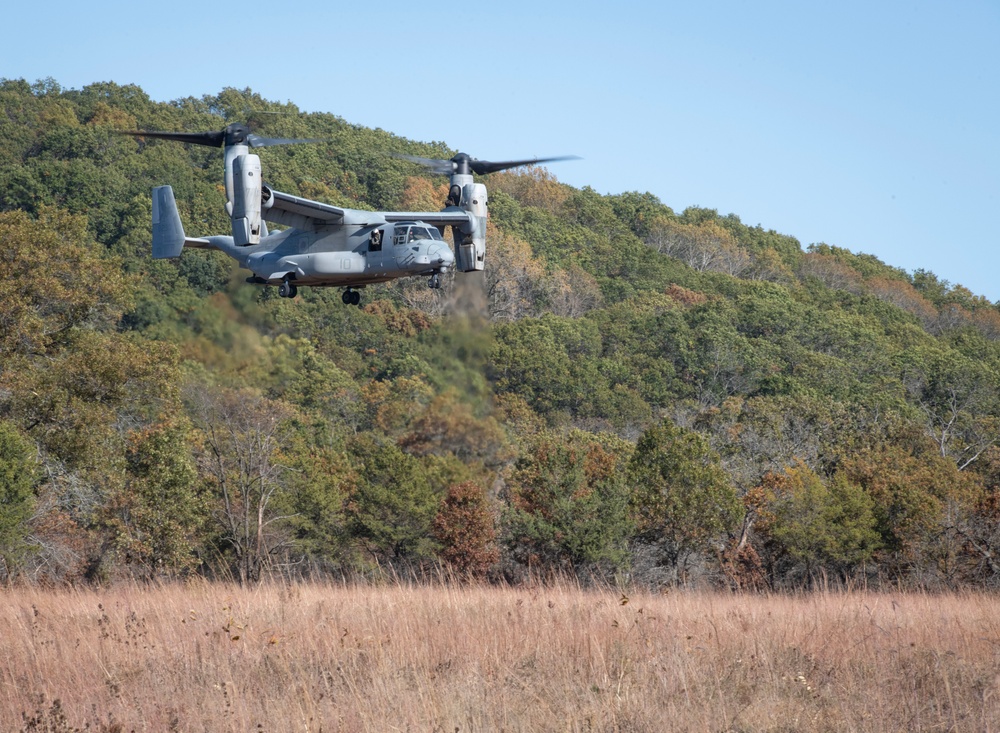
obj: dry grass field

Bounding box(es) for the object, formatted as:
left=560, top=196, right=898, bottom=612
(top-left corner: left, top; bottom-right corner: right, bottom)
left=2, top=581, right=999, bottom=732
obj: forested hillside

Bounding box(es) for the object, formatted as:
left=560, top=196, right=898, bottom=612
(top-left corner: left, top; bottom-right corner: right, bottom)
left=2, top=78, right=999, bottom=589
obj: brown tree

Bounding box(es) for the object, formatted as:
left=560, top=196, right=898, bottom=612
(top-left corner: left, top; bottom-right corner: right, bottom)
left=433, top=482, right=498, bottom=578
left=488, top=166, right=570, bottom=214
left=645, top=219, right=750, bottom=276
left=399, top=176, right=449, bottom=211
left=191, top=387, right=295, bottom=583
left=483, top=223, right=550, bottom=321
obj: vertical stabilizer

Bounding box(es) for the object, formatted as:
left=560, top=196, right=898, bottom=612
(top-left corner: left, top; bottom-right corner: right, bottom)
left=152, top=186, right=185, bottom=258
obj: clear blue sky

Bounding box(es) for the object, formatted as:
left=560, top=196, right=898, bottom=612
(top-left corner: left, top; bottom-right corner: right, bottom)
left=4, top=0, right=999, bottom=300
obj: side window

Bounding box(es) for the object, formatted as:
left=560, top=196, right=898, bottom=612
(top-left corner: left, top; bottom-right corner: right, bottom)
left=368, top=228, right=382, bottom=252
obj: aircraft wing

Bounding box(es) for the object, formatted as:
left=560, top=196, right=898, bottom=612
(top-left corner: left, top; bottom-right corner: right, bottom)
left=264, top=189, right=348, bottom=226
left=263, top=188, right=475, bottom=231
left=384, top=209, right=474, bottom=228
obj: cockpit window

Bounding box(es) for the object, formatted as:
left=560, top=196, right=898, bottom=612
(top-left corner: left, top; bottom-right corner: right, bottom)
left=393, top=225, right=441, bottom=245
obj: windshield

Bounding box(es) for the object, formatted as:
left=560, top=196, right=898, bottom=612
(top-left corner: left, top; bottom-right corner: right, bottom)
left=395, top=225, right=442, bottom=244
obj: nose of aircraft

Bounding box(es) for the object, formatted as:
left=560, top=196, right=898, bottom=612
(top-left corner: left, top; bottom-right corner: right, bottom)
left=430, top=243, right=455, bottom=270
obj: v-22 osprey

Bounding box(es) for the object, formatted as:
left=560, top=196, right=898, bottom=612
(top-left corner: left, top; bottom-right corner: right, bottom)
left=126, top=123, right=575, bottom=305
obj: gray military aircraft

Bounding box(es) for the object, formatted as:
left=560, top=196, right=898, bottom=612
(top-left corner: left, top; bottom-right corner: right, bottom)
left=126, top=123, right=575, bottom=304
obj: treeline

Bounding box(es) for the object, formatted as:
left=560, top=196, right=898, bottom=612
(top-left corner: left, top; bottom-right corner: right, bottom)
left=1, top=78, right=1000, bottom=590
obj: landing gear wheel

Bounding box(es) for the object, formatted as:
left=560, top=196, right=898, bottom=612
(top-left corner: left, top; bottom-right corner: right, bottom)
left=342, top=289, right=361, bottom=306
left=279, top=280, right=297, bottom=298
left=428, top=273, right=441, bottom=289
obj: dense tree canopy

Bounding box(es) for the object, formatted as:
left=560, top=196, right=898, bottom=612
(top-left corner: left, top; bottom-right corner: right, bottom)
left=2, top=77, right=999, bottom=589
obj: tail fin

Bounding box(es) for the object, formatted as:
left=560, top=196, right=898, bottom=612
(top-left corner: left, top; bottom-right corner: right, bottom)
left=152, top=186, right=186, bottom=259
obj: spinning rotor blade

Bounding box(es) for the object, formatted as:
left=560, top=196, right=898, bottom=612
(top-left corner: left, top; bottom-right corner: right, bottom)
left=397, top=154, right=459, bottom=176
left=122, top=123, right=322, bottom=148
left=121, top=130, right=226, bottom=147
left=467, top=155, right=581, bottom=175
left=399, top=152, right=580, bottom=176
left=246, top=133, right=324, bottom=148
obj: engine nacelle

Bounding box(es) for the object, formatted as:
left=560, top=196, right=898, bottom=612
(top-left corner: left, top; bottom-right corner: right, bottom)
left=455, top=181, right=487, bottom=272
left=231, top=153, right=262, bottom=246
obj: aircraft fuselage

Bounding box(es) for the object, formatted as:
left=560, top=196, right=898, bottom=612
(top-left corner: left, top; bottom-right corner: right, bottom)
left=238, top=221, right=455, bottom=287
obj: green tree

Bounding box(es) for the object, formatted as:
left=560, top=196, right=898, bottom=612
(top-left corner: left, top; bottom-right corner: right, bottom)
left=0, top=421, right=37, bottom=579
left=627, top=420, right=740, bottom=576
left=102, top=419, right=206, bottom=578
left=757, top=461, right=881, bottom=585
left=839, top=436, right=981, bottom=582
left=900, top=345, right=1000, bottom=470
left=344, top=434, right=442, bottom=567
left=501, top=430, right=632, bottom=575
left=279, top=427, right=355, bottom=572
left=0, top=207, right=131, bottom=360
left=490, top=315, right=611, bottom=420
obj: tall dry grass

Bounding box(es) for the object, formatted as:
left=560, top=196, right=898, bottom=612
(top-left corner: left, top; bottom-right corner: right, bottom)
left=2, top=581, right=999, bottom=732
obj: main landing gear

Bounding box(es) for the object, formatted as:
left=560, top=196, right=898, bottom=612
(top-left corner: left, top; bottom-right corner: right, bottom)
left=278, top=279, right=298, bottom=298
left=342, top=288, right=361, bottom=306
